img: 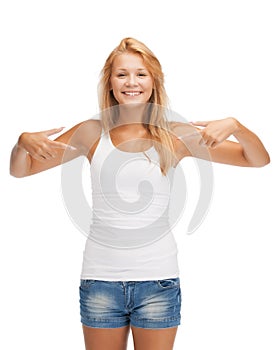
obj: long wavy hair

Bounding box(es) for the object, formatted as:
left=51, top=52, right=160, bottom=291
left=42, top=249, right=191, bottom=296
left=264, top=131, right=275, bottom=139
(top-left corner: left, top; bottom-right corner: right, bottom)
left=98, top=37, right=176, bottom=176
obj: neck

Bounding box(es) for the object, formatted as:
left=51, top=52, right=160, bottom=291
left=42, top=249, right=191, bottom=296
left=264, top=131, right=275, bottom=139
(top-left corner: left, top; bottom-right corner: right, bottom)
left=115, top=103, right=147, bottom=128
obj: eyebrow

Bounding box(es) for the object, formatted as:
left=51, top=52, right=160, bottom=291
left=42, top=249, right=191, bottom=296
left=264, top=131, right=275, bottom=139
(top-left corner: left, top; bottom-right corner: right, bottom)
left=115, top=68, right=148, bottom=71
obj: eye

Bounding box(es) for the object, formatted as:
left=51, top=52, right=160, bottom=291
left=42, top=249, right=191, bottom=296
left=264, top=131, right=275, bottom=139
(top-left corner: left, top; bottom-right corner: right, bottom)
left=138, top=73, right=147, bottom=77
left=117, top=73, right=126, bottom=77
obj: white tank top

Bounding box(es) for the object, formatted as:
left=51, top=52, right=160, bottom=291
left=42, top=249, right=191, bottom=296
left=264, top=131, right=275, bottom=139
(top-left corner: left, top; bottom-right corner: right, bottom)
left=80, top=127, right=179, bottom=281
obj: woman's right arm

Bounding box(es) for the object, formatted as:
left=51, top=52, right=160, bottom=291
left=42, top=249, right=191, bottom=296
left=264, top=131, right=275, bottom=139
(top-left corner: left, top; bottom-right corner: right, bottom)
left=10, top=120, right=102, bottom=177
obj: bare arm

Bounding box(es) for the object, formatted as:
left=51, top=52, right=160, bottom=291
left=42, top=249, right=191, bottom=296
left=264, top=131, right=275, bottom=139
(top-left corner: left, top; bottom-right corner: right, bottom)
left=10, top=138, right=32, bottom=178
left=10, top=127, right=77, bottom=177
left=172, top=117, right=270, bottom=167
left=10, top=120, right=102, bottom=177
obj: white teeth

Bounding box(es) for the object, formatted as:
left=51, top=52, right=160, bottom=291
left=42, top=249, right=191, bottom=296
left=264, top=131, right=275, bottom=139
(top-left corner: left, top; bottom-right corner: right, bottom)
left=124, top=92, right=141, bottom=96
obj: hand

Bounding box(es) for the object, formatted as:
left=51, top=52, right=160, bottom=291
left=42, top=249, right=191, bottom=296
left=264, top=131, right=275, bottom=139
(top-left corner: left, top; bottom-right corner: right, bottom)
left=191, top=117, right=239, bottom=148
left=18, top=127, right=76, bottom=161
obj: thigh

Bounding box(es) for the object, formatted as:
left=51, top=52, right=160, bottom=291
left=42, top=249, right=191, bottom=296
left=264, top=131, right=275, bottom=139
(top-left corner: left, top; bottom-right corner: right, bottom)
left=131, top=326, right=178, bottom=350
left=130, top=278, right=182, bottom=329
left=79, top=279, right=129, bottom=328
left=83, top=325, right=130, bottom=350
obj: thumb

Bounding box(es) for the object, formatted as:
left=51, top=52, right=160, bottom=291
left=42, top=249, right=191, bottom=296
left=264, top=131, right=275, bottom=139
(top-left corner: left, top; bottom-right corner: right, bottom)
left=43, top=127, right=65, bottom=137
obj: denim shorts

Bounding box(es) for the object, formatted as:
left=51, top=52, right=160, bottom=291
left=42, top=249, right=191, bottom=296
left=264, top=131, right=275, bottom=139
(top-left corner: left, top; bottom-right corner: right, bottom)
left=79, top=277, right=182, bottom=329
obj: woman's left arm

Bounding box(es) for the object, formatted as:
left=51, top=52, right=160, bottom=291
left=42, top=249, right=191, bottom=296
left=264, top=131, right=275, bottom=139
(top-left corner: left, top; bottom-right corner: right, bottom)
left=175, top=117, right=270, bottom=167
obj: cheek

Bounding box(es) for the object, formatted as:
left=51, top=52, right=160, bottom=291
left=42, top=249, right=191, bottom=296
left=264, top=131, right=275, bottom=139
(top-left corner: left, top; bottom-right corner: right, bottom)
left=145, top=82, right=154, bottom=95
left=109, top=78, right=115, bottom=91
left=110, top=80, right=123, bottom=94
left=146, top=79, right=154, bottom=91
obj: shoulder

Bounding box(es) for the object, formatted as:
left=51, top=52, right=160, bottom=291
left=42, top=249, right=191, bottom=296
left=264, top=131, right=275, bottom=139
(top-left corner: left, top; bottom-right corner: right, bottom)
left=168, top=121, right=197, bottom=157
left=78, top=119, right=103, bottom=161
left=79, top=118, right=102, bottom=132
left=73, top=118, right=103, bottom=141
left=168, top=121, right=195, bottom=135
left=64, top=119, right=102, bottom=155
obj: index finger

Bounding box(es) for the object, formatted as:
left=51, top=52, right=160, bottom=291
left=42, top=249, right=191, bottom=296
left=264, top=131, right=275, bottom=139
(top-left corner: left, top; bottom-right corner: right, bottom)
left=43, top=127, right=65, bottom=137
left=49, top=140, right=77, bottom=150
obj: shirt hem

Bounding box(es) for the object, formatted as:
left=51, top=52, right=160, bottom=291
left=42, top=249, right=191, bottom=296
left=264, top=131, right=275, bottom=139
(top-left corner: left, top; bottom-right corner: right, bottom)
left=80, top=272, right=180, bottom=282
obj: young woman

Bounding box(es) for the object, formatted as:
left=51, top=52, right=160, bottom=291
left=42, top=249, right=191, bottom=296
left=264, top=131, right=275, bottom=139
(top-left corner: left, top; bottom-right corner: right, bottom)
left=10, top=38, right=270, bottom=350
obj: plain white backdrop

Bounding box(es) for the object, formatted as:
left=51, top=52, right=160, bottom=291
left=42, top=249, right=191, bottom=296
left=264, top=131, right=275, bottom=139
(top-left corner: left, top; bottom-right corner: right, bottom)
left=1, top=0, right=275, bottom=349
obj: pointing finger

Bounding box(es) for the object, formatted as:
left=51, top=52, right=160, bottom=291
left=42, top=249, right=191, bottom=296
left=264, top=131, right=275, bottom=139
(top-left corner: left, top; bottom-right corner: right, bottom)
left=43, top=127, right=65, bottom=137
left=49, top=140, right=77, bottom=150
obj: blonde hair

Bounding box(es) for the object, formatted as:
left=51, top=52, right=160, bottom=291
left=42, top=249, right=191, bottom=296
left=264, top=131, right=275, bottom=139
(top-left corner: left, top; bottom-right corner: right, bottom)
left=98, top=37, right=176, bottom=176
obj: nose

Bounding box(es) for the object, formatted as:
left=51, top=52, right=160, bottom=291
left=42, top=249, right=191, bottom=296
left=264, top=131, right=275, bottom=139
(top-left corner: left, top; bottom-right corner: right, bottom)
left=125, top=74, right=138, bottom=86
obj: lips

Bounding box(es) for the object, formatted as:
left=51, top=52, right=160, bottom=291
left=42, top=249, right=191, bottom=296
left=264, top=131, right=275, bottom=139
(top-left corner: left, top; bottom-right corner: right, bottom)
left=122, top=91, right=142, bottom=96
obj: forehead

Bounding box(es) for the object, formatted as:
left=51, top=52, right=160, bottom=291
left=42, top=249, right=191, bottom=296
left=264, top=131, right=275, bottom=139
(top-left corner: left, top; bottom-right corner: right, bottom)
left=112, top=52, right=147, bottom=70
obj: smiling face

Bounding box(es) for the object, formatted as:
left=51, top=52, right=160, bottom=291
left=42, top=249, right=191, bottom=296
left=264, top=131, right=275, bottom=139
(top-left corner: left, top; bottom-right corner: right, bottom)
left=110, top=52, right=154, bottom=105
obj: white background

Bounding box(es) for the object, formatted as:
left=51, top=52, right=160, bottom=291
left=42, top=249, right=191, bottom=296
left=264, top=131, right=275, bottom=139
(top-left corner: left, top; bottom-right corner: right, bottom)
left=1, top=0, right=275, bottom=349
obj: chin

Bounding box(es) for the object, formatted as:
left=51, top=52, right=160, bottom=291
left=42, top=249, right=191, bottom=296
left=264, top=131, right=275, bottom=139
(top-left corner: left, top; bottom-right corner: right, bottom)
left=120, top=100, right=147, bottom=106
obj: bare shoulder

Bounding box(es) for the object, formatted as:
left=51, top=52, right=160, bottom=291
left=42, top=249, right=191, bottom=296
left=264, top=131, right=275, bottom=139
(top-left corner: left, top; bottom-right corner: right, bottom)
left=55, top=118, right=103, bottom=161
left=78, top=118, right=102, bottom=138
left=167, top=121, right=204, bottom=159
left=168, top=121, right=196, bottom=136
left=78, top=119, right=103, bottom=161
left=167, top=121, right=196, bottom=159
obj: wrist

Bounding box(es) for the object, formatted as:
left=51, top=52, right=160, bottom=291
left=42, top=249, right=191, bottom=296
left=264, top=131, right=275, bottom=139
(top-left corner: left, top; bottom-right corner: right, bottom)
left=227, top=117, right=242, bottom=135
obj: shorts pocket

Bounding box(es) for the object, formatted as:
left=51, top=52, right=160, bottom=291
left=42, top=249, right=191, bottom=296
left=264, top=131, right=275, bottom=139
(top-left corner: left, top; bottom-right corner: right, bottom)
left=156, top=278, right=180, bottom=289
left=80, top=279, right=96, bottom=290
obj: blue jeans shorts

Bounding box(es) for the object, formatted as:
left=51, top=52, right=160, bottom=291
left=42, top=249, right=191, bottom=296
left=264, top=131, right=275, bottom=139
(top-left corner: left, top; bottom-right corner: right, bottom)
left=79, top=277, right=182, bottom=329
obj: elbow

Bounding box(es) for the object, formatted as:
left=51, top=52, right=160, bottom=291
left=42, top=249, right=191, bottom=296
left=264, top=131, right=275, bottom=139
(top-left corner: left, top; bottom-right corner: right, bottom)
left=264, top=154, right=271, bottom=166
left=251, top=154, right=271, bottom=168
left=260, top=151, right=271, bottom=167
left=10, top=172, right=25, bottom=178
left=9, top=168, right=28, bottom=178
left=260, top=156, right=270, bottom=167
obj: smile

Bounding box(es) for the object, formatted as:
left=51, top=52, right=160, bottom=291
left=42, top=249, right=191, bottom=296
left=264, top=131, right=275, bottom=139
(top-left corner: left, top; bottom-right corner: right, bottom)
left=123, top=91, right=142, bottom=96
